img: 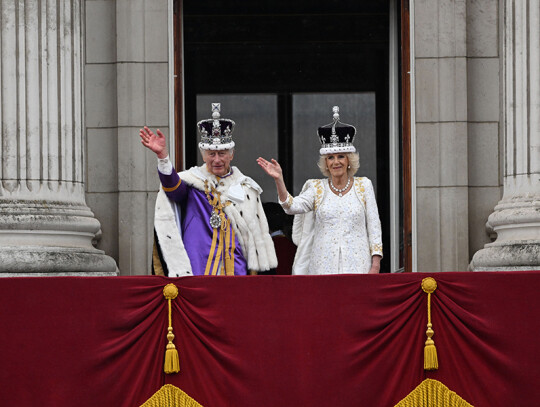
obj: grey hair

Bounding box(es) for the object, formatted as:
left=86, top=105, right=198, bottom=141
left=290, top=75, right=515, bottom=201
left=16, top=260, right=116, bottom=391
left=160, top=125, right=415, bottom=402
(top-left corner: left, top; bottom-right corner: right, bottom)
left=317, top=152, right=360, bottom=178
left=199, top=147, right=235, bottom=159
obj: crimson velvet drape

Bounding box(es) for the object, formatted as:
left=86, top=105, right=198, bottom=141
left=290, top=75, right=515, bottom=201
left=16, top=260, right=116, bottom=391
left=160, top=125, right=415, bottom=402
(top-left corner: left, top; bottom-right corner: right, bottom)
left=1, top=272, right=540, bottom=406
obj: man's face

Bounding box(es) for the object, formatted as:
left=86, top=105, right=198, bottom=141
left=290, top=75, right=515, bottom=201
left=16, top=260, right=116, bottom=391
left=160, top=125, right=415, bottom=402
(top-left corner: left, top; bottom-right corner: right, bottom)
left=203, top=149, right=234, bottom=176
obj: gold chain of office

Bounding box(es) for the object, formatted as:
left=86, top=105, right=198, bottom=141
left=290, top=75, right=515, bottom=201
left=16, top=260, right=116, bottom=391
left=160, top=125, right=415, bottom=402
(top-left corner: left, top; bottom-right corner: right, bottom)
left=204, top=180, right=231, bottom=230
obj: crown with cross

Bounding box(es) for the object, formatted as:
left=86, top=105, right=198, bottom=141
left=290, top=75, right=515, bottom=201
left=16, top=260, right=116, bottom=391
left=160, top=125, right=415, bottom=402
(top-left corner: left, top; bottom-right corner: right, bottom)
left=317, top=106, right=357, bottom=155
left=197, top=103, right=236, bottom=151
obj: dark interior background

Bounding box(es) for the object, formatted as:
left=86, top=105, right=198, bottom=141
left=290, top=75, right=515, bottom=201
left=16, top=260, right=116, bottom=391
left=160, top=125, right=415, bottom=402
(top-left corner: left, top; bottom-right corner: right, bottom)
left=182, top=0, right=392, bottom=272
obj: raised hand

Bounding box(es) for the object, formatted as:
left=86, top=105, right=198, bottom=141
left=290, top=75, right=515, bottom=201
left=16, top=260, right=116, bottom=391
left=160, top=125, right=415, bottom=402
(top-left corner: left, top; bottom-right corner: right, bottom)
left=140, top=126, right=168, bottom=159
left=257, top=157, right=283, bottom=180
left=257, top=157, right=289, bottom=203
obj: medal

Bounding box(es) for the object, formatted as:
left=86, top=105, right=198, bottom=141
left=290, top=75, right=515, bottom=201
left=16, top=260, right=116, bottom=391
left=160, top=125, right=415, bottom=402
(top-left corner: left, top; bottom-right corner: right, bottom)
left=210, top=211, right=222, bottom=229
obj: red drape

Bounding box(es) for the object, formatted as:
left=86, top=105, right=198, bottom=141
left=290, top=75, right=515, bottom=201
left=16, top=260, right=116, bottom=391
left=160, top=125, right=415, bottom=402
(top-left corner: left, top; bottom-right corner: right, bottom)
left=1, top=272, right=540, bottom=406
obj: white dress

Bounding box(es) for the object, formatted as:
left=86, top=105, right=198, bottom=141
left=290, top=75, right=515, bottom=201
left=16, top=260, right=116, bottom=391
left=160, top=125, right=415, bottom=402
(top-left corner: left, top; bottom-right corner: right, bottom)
left=280, top=177, right=382, bottom=275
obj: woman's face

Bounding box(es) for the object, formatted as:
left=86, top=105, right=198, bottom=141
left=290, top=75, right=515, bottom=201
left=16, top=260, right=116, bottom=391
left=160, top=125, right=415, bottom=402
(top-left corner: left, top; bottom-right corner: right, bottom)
left=325, top=154, right=349, bottom=178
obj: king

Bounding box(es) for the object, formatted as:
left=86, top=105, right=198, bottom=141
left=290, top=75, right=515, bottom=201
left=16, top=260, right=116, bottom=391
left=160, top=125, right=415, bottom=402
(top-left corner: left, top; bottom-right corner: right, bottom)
left=140, top=103, right=277, bottom=277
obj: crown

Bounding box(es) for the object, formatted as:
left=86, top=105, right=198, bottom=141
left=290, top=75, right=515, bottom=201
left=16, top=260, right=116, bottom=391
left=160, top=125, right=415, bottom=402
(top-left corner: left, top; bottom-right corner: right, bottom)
left=197, top=103, right=236, bottom=150
left=317, top=106, right=356, bottom=155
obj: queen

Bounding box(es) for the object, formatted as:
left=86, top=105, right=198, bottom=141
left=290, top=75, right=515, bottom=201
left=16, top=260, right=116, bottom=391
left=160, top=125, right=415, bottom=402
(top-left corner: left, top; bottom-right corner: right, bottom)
left=257, top=106, right=383, bottom=275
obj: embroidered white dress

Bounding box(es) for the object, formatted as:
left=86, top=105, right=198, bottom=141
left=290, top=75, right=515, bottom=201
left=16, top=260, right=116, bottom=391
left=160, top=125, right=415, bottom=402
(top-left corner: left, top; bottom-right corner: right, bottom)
left=281, top=177, right=382, bottom=275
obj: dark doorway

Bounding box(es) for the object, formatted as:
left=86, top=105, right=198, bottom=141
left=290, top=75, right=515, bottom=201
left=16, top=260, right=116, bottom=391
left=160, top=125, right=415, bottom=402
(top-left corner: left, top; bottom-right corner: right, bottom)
left=181, top=0, right=393, bottom=272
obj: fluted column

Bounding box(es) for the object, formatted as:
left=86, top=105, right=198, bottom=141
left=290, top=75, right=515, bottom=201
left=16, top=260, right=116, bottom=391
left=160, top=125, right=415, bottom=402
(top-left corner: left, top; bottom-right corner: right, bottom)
left=0, top=0, right=116, bottom=275
left=470, top=0, right=540, bottom=271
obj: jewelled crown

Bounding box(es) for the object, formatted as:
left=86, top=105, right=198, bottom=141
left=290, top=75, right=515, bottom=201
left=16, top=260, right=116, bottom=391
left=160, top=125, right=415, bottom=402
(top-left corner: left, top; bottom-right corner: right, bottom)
left=317, top=106, right=356, bottom=155
left=197, top=103, right=236, bottom=150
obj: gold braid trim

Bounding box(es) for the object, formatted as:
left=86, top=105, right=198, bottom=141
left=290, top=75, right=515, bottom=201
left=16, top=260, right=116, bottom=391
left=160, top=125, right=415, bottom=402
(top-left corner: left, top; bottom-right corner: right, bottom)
left=394, top=379, right=474, bottom=407
left=139, top=384, right=204, bottom=407
left=162, top=179, right=182, bottom=192
left=204, top=228, right=219, bottom=276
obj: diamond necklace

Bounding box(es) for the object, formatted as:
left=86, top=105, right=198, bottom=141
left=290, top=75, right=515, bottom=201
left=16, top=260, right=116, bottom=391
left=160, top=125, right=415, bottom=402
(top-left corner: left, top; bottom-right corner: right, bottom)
left=329, top=177, right=351, bottom=197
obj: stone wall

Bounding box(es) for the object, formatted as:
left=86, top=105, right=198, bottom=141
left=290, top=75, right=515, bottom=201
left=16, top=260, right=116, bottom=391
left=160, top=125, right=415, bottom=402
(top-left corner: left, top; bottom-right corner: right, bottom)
left=84, top=0, right=170, bottom=275
left=414, top=0, right=471, bottom=271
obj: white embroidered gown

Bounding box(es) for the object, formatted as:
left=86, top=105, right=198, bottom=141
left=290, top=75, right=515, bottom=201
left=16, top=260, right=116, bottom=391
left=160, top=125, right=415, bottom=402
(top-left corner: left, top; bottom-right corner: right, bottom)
left=281, top=178, right=382, bottom=274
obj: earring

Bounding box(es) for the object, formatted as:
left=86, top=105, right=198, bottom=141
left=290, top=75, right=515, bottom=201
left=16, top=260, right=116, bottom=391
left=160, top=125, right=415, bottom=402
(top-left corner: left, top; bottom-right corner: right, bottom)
left=347, top=165, right=351, bottom=169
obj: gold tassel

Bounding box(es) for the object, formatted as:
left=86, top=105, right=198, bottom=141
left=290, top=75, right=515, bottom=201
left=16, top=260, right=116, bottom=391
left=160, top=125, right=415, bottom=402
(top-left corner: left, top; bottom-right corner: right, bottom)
left=163, top=283, right=180, bottom=374
left=421, top=277, right=438, bottom=371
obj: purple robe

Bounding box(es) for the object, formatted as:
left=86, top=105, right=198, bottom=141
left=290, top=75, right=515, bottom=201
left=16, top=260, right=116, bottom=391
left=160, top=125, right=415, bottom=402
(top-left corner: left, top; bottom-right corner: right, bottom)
left=158, top=168, right=248, bottom=276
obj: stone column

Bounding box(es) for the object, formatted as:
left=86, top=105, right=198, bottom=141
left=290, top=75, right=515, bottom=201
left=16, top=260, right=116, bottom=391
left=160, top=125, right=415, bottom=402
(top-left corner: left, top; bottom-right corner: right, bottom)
left=0, top=0, right=117, bottom=275
left=470, top=0, right=540, bottom=271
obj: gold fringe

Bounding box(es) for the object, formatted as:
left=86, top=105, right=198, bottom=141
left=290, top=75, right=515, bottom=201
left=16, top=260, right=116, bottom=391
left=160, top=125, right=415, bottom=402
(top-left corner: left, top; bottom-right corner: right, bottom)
left=394, top=379, right=474, bottom=407
left=163, top=284, right=180, bottom=374
left=421, top=277, right=438, bottom=370
left=139, top=384, right=203, bottom=407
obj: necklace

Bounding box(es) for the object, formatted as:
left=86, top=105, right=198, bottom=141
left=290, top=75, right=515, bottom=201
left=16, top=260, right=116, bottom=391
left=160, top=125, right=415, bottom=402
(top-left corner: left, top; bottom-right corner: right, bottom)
left=329, top=177, right=351, bottom=197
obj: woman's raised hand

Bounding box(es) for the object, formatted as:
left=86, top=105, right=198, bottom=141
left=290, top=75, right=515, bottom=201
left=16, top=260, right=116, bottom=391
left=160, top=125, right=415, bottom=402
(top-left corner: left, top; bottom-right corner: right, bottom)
left=257, top=157, right=289, bottom=203
left=257, top=157, right=283, bottom=180
left=140, top=126, right=168, bottom=159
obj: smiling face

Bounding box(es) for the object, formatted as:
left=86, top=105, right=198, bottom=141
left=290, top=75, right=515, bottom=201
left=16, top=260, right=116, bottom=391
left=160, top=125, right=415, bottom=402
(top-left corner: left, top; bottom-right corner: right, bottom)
left=203, top=149, right=234, bottom=176
left=325, top=153, right=349, bottom=179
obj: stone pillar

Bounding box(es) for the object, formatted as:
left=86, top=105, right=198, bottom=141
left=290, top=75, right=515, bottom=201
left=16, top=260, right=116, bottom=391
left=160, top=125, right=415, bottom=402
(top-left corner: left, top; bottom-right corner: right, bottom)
left=414, top=0, right=469, bottom=271
left=0, top=0, right=117, bottom=275
left=470, top=0, right=540, bottom=271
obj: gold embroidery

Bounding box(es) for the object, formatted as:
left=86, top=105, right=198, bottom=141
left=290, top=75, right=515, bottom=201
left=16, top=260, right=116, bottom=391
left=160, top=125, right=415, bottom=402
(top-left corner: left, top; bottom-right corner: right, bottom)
left=370, top=244, right=383, bottom=255
left=282, top=193, right=294, bottom=209
left=355, top=178, right=366, bottom=206
left=313, top=179, right=323, bottom=210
